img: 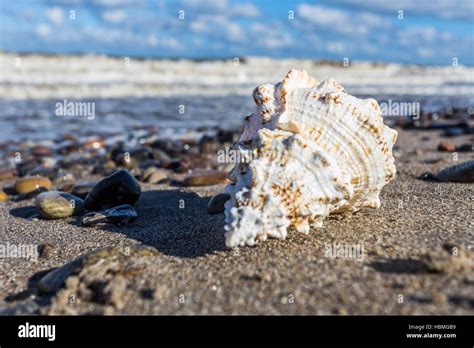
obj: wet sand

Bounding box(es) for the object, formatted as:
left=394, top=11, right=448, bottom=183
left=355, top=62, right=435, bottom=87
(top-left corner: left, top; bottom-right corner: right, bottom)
left=0, top=129, right=473, bottom=315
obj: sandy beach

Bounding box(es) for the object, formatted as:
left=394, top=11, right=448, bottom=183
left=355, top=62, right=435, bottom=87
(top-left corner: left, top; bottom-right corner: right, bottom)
left=0, top=127, right=473, bottom=315
left=2, top=4, right=474, bottom=347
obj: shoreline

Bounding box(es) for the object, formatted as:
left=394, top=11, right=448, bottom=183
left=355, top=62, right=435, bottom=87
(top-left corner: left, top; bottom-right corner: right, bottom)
left=2, top=50, right=461, bottom=67
left=2, top=52, right=473, bottom=100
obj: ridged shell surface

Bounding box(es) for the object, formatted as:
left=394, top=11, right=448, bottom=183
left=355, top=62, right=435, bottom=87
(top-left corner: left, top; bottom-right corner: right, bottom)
left=224, top=69, right=398, bottom=247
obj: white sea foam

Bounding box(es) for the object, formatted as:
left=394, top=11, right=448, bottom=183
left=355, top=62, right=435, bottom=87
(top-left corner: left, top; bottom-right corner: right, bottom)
left=1, top=52, right=473, bottom=100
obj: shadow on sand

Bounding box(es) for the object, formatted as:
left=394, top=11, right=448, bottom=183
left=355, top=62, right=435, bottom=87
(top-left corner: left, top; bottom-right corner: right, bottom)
left=9, top=189, right=228, bottom=258
left=9, top=205, right=38, bottom=219
left=97, top=189, right=228, bottom=258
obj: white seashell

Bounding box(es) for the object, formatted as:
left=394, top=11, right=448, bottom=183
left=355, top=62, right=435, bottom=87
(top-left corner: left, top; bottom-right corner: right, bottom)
left=224, top=69, right=398, bottom=247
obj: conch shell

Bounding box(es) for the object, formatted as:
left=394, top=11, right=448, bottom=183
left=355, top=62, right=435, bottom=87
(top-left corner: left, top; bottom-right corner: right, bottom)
left=224, top=69, right=397, bottom=247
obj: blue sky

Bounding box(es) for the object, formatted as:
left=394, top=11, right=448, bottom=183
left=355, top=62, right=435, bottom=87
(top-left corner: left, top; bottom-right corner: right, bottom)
left=0, top=0, right=473, bottom=65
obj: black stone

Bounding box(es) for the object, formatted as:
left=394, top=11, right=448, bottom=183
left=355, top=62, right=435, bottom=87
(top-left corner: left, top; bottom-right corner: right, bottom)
left=71, top=182, right=97, bottom=199
left=207, top=193, right=231, bottom=214
left=442, top=127, right=464, bottom=137
left=114, top=147, right=154, bottom=167
left=216, top=129, right=237, bottom=143
left=16, top=161, right=38, bottom=177
left=418, top=172, right=438, bottom=181
left=84, top=170, right=141, bottom=210
left=81, top=204, right=138, bottom=227
left=12, top=187, right=49, bottom=202
left=456, top=144, right=474, bottom=152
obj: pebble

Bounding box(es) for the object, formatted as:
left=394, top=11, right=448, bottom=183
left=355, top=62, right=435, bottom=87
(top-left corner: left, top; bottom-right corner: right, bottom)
left=27, top=214, right=41, bottom=221
left=150, top=139, right=183, bottom=157
left=207, top=193, right=231, bottom=214
left=0, top=301, right=40, bottom=315
left=217, top=129, right=237, bottom=143
left=84, top=138, right=105, bottom=149
left=40, top=156, right=58, bottom=168
left=161, top=159, right=181, bottom=171
left=435, top=160, right=474, bottom=183
left=28, top=167, right=58, bottom=180
left=84, top=170, right=141, bottom=210
left=104, top=159, right=117, bottom=169
left=12, top=187, right=48, bottom=201
left=14, top=176, right=52, bottom=194
left=31, top=145, right=53, bottom=157
left=82, top=204, right=138, bottom=227
left=60, top=182, right=75, bottom=192
left=437, top=141, right=455, bottom=152
left=199, top=135, right=220, bottom=153
left=38, top=243, right=55, bottom=259
left=442, top=127, right=464, bottom=137
left=16, top=161, right=37, bottom=177
left=60, top=152, right=91, bottom=168
left=53, top=171, right=75, bottom=186
left=456, top=143, right=473, bottom=152
left=57, top=141, right=81, bottom=155
left=142, top=167, right=168, bottom=184
left=423, top=158, right=443, bottom=164
left=138, top=159, right=161, bottom=171
left=114, top=147, right=154, bottom=168
left=92, top=161, right=116, bottom=177
left=38, top=245, right=158, bottom=294
left=71, top=182, right=97, bottom=199
left=421, top=244, right=473, bottom=274
left=151, top=149, right=172, bottom=164
left=0, top=169, right=15, bottom=181
left=35, top=191, right=85, bottom=219
left=418, top=172, right=435, bottom=181
left=183, top=170, right=228, bottom=186
left=179, top=153, right=215, bottom=172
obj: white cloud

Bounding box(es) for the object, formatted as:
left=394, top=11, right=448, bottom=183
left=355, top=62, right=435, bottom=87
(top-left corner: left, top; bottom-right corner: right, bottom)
left=147, top=34, right=180, bottom=49
left=260, top=35, right=292, bottom=49
left=333, top=0, right=474, bottom=21
left=190, top=16, right=245, bottom=42
left=231, top=3, right=259, bottom=17
left=400, top=27, right=438, bottom=42
left=46, top=7, right=64, bottom=26
left=250, top=22, right=266, bottom=34
left=296, top=4, right=387, bottom=35
left=223, top=21, right=245, bottom=42
left=35, top=24, right=51, bottom=37
left=294, top=2, right=470, bottom=63
left=102, top=9, right=126, bottom=23
left=250, top=23, right=292, bottom=49
left=327, top=41, right=347, bottom=54
left=360, top=43, right=378, bottom=55
left=357, top=12, right=386, bottom=27
left=297, top=4, right=348, bottom=27
left=190, top=20, right=208, bottom=33
left=93, top=0, right=135, bottom=7
left=417, top=48, right=434, bottom=58
left=147, top=34, right=158, bottom=47
left=397, top=25, right=457, bottom=52
left=83, top=26, right=133, bottom=43
left=3, top=0, right=472, bottom=65
left=181, top=0, right=259, bottom=18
